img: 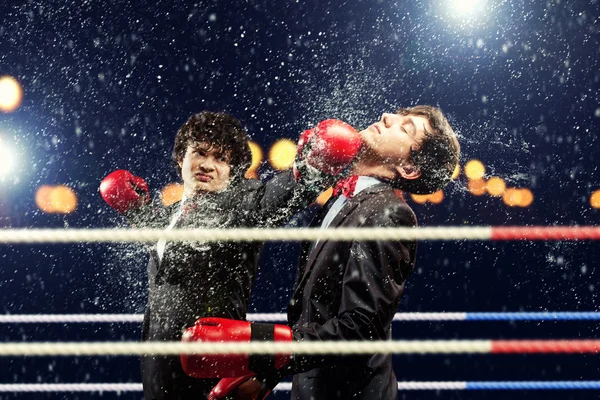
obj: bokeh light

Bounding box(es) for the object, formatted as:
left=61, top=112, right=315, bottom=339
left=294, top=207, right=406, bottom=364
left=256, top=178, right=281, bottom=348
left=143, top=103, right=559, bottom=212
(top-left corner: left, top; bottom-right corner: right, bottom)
left=0, top=76, right=24, bottom=113
left=314, top=187, right=333, bottom=206
left=268, top=139, right=296, bottom=171
left=486, top=177, right=506, bottom=197
left=467, top=179, right=486, bottom=196
left=428, top=190, right=444, bottom=204
left=451, top=164, right=460, bottom=180
left=50, top=186, right=78, bottom=214
left=464, top=160, right=486, bottom=180
left=591, top=190, right=600, bottom=209
left=35, top=185, right=55, bottom=214
left=503, top=188, right=522, bottom=207
left=410, top=193, right=429, bottom=204
left=161, top=183, right=184, bottom=206
left=245, top=141, right=263, bottom=179
left=36, top=185, right=77, bottom=214
left=520, top=189, right=534, bottom=207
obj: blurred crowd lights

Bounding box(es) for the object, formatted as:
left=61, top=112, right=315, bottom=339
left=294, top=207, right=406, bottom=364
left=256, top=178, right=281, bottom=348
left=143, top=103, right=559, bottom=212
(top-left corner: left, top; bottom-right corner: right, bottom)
left=32, top=153, right=600, bottom=215
left=35, top=185, right=77, bottom=214
left=463, top=159, right=534, bottom=208
left=591, top=190, right=600, bottom=209
left=0, top=76, right=23, bottom=113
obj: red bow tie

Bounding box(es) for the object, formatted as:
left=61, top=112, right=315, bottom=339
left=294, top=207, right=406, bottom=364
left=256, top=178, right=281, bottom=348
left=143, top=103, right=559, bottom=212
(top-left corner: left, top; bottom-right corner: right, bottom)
left=332, top=175, right=359, bottom=198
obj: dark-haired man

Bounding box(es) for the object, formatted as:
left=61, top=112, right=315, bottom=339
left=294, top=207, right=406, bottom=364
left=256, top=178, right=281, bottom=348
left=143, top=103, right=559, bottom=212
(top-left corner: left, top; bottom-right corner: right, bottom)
left=182, top=105, right=460, bottom=400
left=100, top=111, right=359, bottom=400
left=284, top=105, right=459, bottom=399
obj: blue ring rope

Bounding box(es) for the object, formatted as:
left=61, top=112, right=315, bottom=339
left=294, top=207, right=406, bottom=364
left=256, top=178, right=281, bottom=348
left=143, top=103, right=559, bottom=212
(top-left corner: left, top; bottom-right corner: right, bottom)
left=465, top=312, right=600, bottom=321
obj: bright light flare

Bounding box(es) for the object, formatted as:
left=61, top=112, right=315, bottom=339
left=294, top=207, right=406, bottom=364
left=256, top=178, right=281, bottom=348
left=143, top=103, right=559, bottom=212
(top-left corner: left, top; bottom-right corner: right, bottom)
left=0, top=143, right=15, bottom=177
left=0, top=76, right=24, bottom=113
left=450, top=0, right=484, bottom=16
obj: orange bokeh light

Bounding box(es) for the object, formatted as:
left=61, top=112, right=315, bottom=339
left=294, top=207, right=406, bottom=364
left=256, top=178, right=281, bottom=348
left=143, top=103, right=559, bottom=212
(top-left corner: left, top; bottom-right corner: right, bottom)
left=428, top=190, right=444, bottom=204
left=486, top=177, right=506, bottom=197
left=0, top=76, right=23, bottom=113
left=410, top=193, right=429, bottom=204
left=503, top=188, right=522, bottom=207
left=35, top=185, right=55, bottom=213
left=520, top=188, right=534, bottom=207
left=451, top=164, right=460, bottom=180
left=36, top=185, right=77, bottom=214
left=591, top=190, right=600, bottom=209
left=50, top=186, right=78, bottom=214
left=468, top=179, right=486, bottom=196
left=314, top=187, right=333, bottom=206
left=268, top=139, right=296, bottom=171
left=247, top=141, right=263, bottom=174
left=464, top=160, right=486, bottom=180
left=161, top=183, right=184, bottom=206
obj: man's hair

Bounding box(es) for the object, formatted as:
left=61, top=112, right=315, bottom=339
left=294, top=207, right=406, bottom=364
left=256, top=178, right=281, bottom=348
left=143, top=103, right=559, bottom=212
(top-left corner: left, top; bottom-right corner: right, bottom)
left=172, top=111, right=251, bottom=183
left=394, top=105, right=460, bottom=194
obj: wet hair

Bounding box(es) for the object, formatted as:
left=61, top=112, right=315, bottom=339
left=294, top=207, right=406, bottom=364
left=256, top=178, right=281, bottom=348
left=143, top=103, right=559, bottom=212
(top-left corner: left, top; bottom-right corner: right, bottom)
left=172, top=111, right=251, bottom=183
left=394, top=105, right=460, bottom=194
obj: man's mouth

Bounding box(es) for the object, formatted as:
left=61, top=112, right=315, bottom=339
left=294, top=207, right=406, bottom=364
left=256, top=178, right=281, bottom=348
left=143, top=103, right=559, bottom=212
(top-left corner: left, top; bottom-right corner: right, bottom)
left=195, top=173, right=212, bottom=182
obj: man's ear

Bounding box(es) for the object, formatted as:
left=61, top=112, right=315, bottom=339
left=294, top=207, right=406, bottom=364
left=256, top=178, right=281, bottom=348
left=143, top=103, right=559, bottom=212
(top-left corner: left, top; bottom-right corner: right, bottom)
left=395, top=164, right=421, bottom=180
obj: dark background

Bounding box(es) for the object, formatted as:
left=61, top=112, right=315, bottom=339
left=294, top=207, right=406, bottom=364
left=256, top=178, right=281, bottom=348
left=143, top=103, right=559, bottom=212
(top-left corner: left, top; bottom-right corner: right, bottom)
left=1, top=0, right=599, bottom=399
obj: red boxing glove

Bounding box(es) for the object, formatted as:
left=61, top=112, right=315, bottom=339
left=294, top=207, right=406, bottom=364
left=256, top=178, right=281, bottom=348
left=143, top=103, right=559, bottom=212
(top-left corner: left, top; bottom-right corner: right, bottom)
left=99, top=170, right=149, bottom=214
left=180, top=317, right=292, bottom=379
left=296, top=119, right=361, bottom=177
left=208, top=373, right=271, bottom=400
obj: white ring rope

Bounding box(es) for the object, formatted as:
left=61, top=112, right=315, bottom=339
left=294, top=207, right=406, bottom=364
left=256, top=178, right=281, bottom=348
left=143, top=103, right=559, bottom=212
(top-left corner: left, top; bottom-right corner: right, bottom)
left=0, top=313, right=460, bottom=323
left=5, top=312, right=600, bottom=324
left=0, top=341, right=495, bottom=356
left=0, top=227, right=493, bottom=243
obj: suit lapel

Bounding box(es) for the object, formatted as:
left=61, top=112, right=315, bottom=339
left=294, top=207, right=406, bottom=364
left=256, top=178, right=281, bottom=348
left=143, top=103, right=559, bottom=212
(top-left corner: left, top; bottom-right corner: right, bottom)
left=294, top=183, right=390, bottom=296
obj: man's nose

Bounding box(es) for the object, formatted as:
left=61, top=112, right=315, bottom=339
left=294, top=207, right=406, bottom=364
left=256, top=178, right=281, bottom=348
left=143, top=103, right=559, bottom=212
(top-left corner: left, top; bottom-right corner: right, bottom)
left=198, top=159, right=215, bottom=172
left=381, top=113, right=396, bottom=127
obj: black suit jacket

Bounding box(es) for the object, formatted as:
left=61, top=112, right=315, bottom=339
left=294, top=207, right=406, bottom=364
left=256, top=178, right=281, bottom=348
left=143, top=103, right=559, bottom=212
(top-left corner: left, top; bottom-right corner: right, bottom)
left=127, top=171, right=317, bottom=400
left=287, top=182, right=417, bottom=400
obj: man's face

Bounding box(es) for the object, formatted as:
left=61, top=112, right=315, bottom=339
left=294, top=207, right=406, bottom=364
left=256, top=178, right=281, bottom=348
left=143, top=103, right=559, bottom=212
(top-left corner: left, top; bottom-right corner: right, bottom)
left=359, top=112, right=432, bottom=167
left=178, top=141, right=232, bottom=196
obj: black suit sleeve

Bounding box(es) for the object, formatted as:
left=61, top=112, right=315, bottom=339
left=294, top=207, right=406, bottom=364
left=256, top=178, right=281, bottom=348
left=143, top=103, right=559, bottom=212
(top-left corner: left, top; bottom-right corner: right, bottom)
left=289, top=203, right=417, bottom=373
left=249, top=170, right=325, bottom=228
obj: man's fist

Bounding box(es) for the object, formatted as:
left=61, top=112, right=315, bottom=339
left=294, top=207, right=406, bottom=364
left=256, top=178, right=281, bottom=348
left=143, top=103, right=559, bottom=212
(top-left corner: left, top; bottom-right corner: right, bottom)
left=99, top=170, right=149, bottom=214
left=180, top=317, right=292, bottom=378
left=294, top=119, right=361, bottom=182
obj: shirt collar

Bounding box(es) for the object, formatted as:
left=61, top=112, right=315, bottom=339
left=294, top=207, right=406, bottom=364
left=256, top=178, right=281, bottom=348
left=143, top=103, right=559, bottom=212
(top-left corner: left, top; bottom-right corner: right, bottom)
left=352, top=176, right=382, bottom=196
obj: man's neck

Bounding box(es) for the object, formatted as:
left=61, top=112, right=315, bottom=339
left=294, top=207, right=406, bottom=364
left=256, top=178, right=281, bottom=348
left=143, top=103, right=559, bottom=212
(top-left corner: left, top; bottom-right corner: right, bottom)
left=350, top=161, right=395, bottom=181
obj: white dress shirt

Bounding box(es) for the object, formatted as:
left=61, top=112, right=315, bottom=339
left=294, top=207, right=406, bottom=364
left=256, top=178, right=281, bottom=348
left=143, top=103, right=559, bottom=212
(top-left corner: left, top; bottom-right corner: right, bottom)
left=156, top=194, right=187, bottom=265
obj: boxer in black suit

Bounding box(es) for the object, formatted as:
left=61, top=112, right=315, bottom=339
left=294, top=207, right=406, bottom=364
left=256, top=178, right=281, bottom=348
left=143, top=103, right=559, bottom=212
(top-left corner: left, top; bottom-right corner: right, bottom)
left=287, top=105, right=460, bottom=400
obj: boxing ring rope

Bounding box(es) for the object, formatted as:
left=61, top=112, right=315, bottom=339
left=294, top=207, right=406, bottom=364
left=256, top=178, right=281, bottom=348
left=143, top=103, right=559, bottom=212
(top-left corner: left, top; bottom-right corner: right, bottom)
left=2, top=226, right=599, bottom=393
left=0, top=339, right=599, bottom=356
left=2, top=381, right=600, bottom=392
left=1, top=311, right=600, bottom=324
left=0, top=226, right=600, bottom=243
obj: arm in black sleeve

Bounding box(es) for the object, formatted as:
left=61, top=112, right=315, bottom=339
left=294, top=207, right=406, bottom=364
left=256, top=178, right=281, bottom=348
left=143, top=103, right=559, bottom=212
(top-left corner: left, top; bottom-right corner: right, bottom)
left=250, top=170, right=329, bottom=227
